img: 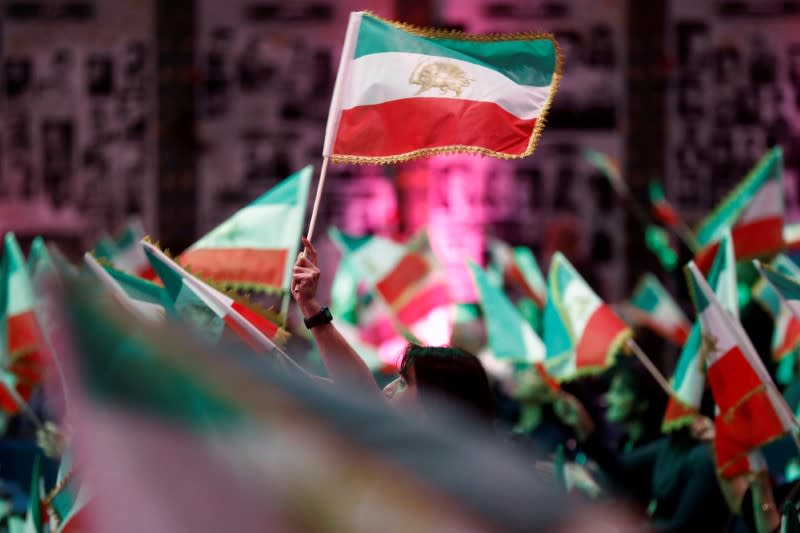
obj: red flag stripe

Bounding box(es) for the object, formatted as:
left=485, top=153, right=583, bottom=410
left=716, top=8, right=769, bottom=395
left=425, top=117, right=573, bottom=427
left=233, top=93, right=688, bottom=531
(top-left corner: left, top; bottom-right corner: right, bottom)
left=575, top=304, right=629, bottom=369
left=695, top=216, right=784, bottom=272
left=230, top=301, right=279, bottom=340
left=714, top=386, right=787, bottom=475
left=375, top=253, right=430, bottom=305
left=706, top=347, right=766, bottom=410
left=179, top=248, right=289, bottom=289
left=662, top=396, right=699, bottom=427
left=222, top=316, right=264, bottom=352
left=8, top=311, right=44, bottom=355
left=652, top=202, right=681, bottom=228
left=334, top=98, right=537, bottom=158
left=395, top=282, right=451, bottom=327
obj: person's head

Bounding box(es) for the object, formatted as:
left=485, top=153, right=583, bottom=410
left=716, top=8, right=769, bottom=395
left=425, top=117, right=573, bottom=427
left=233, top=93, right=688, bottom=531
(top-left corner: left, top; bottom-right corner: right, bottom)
left=382, top=344, right=495, bottom=422
left=605, top=361, right=667, bottom=432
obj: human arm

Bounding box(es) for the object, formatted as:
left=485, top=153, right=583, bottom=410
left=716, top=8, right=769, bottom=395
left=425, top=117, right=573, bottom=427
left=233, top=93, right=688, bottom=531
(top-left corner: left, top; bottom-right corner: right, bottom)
left=292, top=237, right=381, bottom=395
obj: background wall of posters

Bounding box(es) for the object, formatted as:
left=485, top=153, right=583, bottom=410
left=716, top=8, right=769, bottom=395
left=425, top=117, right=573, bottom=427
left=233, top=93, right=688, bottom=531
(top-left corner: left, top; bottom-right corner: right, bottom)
left=195, top=0, right=394, bottom=235
left=1, top=0, right=157, bottom=250
left=437, top=0, right=628, bottom=300
left=667, top=0, right=800, bottom=222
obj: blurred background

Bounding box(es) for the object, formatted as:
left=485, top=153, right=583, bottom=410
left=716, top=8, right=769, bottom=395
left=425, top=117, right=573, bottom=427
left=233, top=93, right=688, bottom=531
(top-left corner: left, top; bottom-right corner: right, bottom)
left=1, top=0, right=800, bottom=305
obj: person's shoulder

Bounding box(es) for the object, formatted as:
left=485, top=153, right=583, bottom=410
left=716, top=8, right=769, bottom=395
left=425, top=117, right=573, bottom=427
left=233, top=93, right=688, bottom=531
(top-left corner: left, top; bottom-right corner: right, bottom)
left=686, top=440, right=716, bottom=472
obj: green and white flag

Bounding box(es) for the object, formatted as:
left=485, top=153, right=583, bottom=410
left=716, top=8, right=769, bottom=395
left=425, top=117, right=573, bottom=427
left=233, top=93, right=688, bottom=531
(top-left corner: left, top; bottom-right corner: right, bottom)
left=469, top=261, right=544, bottom=364
left=324, top=11, right=561, bottom=163
left=663, top=229, right=736, bottom=431
left=694, top=147, right=784, bottom=272
left=488, top=239, right=547, bottom=308
left=752, top=254, right=800, bottom=362
left=624, top=273, right=690, bottom=346
left=180, top=166, right=312, bottom=293
left=543, top=252, right=630, bottom=381
left=686, top=261, right=793, bottom=477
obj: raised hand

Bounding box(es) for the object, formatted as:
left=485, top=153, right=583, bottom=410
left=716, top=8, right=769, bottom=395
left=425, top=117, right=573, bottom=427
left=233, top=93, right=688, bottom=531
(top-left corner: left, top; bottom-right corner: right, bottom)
left=292, top=236, right=320, bottom=310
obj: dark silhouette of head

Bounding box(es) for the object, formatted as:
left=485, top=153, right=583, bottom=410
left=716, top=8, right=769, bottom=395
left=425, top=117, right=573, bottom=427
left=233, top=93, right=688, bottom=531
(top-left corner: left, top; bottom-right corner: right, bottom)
left=399, top=344, right=495, bottom=423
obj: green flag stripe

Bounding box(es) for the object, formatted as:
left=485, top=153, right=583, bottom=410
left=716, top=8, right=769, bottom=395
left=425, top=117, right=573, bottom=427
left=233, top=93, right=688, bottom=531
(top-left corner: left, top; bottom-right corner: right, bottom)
left=354, top=13, right=557, bottom=87
left=763, top=267, right=800, bottom=301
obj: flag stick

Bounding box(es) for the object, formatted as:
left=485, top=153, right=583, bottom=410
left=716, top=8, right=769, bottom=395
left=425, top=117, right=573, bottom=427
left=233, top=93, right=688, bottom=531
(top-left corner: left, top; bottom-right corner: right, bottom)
left=676, top=220, right=700, bottom=253
left=279, top=292, right=291, bottom=328
left=626, top=338, right=673, bottom=396
left=306, top=156, right=330, bottom=242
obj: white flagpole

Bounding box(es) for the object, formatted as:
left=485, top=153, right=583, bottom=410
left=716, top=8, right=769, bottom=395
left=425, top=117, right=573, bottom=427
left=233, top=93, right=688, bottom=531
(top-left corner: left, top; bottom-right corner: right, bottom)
left=305, top=156, right=330, bottom=242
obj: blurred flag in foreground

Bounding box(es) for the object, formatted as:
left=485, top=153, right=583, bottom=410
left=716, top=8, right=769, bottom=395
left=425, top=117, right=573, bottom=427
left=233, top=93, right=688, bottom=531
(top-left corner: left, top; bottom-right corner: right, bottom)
left=0, top=233, right=49, bottom=414
left=323, top=11, right=561, bottom=163
left=55, top=278, right=595, bottom=533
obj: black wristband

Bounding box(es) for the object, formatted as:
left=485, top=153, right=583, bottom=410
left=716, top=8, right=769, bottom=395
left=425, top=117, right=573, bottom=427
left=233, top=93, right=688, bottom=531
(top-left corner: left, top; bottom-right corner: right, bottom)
left=304, top=307, right=333, bottom=329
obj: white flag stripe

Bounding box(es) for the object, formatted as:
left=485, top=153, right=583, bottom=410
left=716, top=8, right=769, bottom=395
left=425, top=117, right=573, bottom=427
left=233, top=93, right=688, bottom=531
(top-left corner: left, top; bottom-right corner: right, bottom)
left=737, top=179, right=782, bottom=224
left=344, top=52, right=553, bottom=120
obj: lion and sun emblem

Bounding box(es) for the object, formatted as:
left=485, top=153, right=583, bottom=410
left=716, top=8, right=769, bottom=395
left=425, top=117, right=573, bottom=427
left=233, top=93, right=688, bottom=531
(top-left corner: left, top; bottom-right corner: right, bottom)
left=408, top=59, right=475, bottom=97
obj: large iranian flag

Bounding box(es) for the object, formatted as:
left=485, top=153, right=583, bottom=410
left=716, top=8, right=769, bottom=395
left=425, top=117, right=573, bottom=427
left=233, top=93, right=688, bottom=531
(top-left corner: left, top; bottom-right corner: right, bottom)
left=179, top=166, right=312, bottom=293
left=686, top=261, right=794, bottom=477
left=662, top=230, right=736, bottom=431
left=543, top=252, right=630, bottom=381
left=624, top=273, right=690, bottom=346
left=323, top=11, right=560, bottom=163
left=694, top=147, right=784, bottom=272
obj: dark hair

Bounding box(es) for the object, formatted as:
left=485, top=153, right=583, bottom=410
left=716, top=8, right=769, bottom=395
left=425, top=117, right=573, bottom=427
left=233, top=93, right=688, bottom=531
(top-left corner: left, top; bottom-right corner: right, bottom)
left=399, top=344, right=495, bottom=423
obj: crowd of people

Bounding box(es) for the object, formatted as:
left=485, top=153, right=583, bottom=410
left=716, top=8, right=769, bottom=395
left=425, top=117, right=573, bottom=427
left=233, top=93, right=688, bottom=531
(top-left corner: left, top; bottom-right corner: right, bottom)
left=287, top=235, right=800, bottom=533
